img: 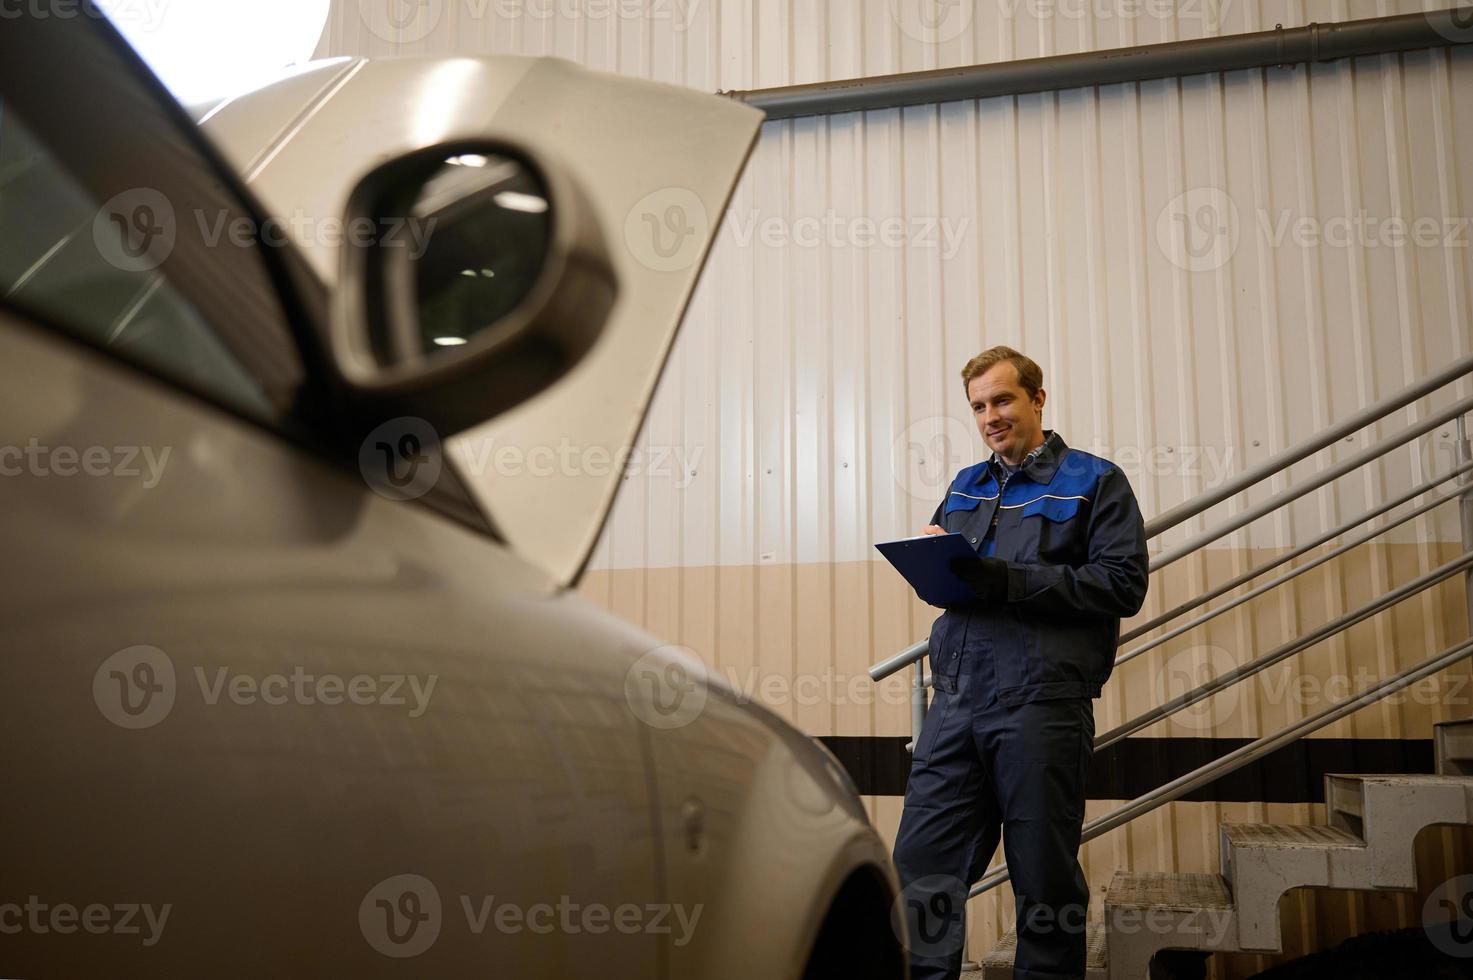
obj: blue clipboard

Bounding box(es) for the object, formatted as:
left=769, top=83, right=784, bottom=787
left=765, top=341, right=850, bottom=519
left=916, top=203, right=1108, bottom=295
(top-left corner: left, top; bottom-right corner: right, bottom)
left=874, top=532, right=979, bottom=607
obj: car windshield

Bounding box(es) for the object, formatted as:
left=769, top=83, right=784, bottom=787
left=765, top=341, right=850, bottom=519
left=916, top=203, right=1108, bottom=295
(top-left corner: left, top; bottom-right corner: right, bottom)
left=0, top=101, right=276, bottom=420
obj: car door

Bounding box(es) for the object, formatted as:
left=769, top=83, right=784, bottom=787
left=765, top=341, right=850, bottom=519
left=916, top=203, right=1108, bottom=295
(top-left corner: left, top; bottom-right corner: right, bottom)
left=0, top=12, right=665, bottom=978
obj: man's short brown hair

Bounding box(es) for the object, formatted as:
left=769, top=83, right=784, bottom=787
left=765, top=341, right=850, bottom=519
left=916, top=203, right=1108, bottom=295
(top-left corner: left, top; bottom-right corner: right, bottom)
left=961, top=346, right=1043, bottom=398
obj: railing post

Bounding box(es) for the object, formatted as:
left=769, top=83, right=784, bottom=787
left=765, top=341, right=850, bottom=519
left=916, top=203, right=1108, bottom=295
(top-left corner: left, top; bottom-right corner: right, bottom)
left=910, top=661, right=928, bottom=753
left=1459, top=414, right=1473, bottom=633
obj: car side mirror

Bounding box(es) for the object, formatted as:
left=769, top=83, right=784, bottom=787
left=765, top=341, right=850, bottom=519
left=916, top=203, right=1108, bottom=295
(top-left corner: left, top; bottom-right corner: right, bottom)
left=329, top=142, right=617, bottom=435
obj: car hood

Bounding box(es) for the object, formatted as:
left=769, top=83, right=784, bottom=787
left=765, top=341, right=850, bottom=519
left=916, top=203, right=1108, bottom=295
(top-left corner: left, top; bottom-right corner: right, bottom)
left=198, top=56, right=762, bottom=586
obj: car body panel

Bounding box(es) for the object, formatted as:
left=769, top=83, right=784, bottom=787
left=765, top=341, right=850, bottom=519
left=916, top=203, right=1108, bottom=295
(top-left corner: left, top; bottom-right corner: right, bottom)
left=0, top=308, right=893, bottom=977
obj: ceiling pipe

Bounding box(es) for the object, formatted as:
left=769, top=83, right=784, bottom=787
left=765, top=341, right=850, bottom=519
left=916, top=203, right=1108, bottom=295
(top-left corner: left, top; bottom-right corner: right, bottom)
left=722, top=8, right=1473, bottom=120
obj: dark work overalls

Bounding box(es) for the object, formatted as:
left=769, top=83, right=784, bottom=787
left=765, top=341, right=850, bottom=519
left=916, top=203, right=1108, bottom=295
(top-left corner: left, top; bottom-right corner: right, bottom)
left=892, top=432, right=1149, bottom=980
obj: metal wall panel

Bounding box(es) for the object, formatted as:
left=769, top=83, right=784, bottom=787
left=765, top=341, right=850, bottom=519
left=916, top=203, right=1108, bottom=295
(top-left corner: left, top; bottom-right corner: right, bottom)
left=584, top=45, right=1473, bottom=573
left=321, top=1, right=1465, bottom=88
left=319, top=4, right=1473, bottom=974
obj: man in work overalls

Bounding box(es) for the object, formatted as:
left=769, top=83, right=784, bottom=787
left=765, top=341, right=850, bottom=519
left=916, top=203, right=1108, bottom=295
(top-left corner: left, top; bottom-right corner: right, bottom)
left=893, top=346, right=1149, bottom=980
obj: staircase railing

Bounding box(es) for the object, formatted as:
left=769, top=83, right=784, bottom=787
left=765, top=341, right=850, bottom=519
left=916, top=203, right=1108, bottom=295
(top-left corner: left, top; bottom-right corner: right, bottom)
left=869, top=353, right=1473, bottom=897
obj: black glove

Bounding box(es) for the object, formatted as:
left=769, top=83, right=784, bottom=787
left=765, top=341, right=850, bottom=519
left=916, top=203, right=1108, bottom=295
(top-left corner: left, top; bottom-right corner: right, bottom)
left=948, top=554, right=1009, bottom=603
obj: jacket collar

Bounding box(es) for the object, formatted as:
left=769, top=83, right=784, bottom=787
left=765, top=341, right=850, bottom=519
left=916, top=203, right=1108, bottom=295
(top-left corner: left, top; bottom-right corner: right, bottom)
left=988, top=429, right=1068, bottom=486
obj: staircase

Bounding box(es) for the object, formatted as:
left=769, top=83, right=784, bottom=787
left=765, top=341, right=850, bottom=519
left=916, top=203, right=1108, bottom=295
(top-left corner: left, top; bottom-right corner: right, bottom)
left=978, top=718, right=1473, bottom=980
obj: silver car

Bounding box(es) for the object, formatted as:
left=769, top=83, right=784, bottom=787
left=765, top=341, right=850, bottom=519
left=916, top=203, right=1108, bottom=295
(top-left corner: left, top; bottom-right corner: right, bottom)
left=0, top=9, right=902, bottom=978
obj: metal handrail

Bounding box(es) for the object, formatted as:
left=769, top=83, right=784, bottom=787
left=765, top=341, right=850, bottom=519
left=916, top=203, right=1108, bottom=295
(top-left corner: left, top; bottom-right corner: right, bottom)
left=1114, top=480, right=1471, bottom=668
left=1144, top=353, right=1473, bottom=539
left=967, top=634, right=1473, bottom=896
left=871, top=638, right=928, bottom=683
left=1097, top=549, right=1473, bottom=750
left=1119, top=460, right=1473, bottom=646
left=1149, top=395, right=1473, bottom=570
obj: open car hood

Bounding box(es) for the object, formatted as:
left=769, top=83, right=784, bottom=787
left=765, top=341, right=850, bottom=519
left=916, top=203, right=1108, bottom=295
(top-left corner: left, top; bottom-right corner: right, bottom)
left=200, top=56, right=762, bottom=585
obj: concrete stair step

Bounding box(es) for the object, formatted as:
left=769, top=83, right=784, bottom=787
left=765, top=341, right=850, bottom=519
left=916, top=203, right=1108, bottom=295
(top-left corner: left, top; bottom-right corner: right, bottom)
left=1221, top=822, right=1366, bottom=952
left=1435, top=718, right=1473, bottom=776
left=1325, top=772, right=1473, bottom=832
left=1103, top=872, right=1237, bottom=980
left=1322, top=773, right=1473, bottom=890
left=1105, top=870, right=1233, bottom=912
left=979, top=922, right=1107, bottom=980
left=1221, top=821, right=1365, bottom=850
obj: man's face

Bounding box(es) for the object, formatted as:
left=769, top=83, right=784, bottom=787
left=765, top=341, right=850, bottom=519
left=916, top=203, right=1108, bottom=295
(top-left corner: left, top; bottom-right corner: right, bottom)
left=966, top=361, right=1046, bottom=464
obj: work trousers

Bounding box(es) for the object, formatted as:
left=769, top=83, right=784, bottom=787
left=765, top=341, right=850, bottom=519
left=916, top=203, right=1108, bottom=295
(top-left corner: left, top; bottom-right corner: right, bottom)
left=892, top=647, right=1095, bottom=980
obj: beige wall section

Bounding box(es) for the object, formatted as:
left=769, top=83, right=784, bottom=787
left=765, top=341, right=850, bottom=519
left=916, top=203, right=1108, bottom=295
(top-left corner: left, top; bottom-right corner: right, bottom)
left=580, top=544, right=1472, bottom=741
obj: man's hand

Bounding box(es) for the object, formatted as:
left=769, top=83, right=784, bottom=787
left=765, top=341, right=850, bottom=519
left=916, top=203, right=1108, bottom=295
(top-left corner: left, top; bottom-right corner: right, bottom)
left=921, top=524, right=945, bottom=536
left=949, top=554, right=1008, bottom=603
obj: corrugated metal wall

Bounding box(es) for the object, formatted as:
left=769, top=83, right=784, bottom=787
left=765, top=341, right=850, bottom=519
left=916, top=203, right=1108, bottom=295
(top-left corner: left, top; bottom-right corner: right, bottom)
left=321, top=3, right=1473, bottom=974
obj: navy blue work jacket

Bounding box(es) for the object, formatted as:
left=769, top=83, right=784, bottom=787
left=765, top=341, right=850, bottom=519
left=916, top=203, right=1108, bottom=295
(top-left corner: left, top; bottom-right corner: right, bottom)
left=926, top=430, right=1149, bottom=705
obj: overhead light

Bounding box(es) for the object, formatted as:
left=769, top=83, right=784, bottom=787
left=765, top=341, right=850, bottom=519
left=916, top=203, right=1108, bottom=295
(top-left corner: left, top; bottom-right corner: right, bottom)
left=433, top=336, right=468, bottom=347
left=493, top=191, right=548, bottom=214
left=97, top=0, right=332, bottom=105
left=447, top=153, right=490, bottom=168
left=459, top=269, right=478, bottom=277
